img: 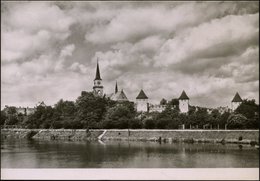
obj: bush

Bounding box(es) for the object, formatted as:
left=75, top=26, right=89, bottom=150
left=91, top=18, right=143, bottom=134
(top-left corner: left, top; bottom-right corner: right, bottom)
left=129, top=119, right=143, bottom=129
left=144, top=119, right=156, bottom=129
left=156, top=119, right=169, bottom=129
left=52, top=121, right=63, bottom=129
left=167, top=118, right=180, bottom=129
left=227, top=114, right=247, bottom=129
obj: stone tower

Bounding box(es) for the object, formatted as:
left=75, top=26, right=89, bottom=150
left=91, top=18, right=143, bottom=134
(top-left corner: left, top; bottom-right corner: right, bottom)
left=231, top=92, right=242, bottom=111
left=93, top=60, right=103, bottom=97
left=136, top=89, right=149, bottom=112
left=179, top=90, right=189, bottom=113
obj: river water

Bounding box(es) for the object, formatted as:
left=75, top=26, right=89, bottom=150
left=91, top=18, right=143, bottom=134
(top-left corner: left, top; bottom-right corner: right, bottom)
left=1, top=139, right=259, bottom=168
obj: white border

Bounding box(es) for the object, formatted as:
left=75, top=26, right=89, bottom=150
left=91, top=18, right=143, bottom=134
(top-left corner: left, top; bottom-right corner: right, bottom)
left=1, top=168, right=259, bottom=180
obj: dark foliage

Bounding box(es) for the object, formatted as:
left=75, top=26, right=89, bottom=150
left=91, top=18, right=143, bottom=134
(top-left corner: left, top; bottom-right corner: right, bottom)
left=1, top=95, right=258, bottom=130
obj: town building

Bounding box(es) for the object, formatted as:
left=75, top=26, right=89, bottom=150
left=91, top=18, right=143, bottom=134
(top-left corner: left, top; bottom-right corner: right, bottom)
left=3, top=105, right=35, bottom=115
left=217, top=106, right=232, bottom=114
left=149, top=104, right=166, bottom=113
left=136, top=89, right=149, bottom=112
left=16, top=107, right=26, bottom=115
left=178, top=90, right=189, bottom=113
left=231, top=92, right=243, bottom=111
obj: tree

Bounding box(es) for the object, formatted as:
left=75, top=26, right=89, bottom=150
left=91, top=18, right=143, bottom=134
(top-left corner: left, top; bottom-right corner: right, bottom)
left=144, top=118, right=156, bottom=129
left=169, top=98, right=179, bottom=106
left=188, top=106, right=196, bottom=115
left=6, top=106, right=17, bottom=115
left=24, top=104, right=54, bottom=129
left=185, top=113, right=196, bottom=128
left=160, top=98, right=167, bottom=105
left=103, top=103, right=135, bottom=129
left=75, top=92, right=108, bottom=129
left=1, top=110, right=8, bottom=126
left=51, top=99, right=77, bottom=128
left=129, top=119, right=143, bottom=129
left=219, top=111, right=231, bottom=129
left=166, top=98, right=179, bottom=111
left=157, top=119, right=170, bottom=129
left=4, top=107, right=19, bottom=126
left=208, top=109, right=221, bottom=128
left=54, top=99, right=76, bottom=117
left=194, top=107, right=209, bottom=128
left=167, top=117, right=181, bottom=129
left=235, top=99, right=259, bottom=129
left=236, top=99, right=259, bottom=120
left=227, top=113, right=248, bottom=129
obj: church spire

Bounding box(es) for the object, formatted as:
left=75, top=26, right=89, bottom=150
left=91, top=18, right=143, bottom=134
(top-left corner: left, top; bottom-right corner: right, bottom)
left=115, top=81, right=118, bottom=93
left=94, top=59, right=102, bottom=80
left=93, top=58, right=103, bottom=97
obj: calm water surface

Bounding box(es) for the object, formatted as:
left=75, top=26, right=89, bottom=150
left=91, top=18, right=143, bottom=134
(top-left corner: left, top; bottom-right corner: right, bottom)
left=1, top=139, right=259, bottom=168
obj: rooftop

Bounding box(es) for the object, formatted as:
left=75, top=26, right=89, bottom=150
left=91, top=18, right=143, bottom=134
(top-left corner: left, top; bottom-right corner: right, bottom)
left=94, top=60, right=102, bottom=80
left=232, top=92, right=243, bottom=102
left=136, top=89, right=148, bottom=99
left=110, top=89, right=128, bottom=102
left=179, top=90, right=189, bottom=100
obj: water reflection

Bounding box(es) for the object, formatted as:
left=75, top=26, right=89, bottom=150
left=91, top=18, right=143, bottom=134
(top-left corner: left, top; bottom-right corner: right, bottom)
left=1, top=138, right=259, bottom=168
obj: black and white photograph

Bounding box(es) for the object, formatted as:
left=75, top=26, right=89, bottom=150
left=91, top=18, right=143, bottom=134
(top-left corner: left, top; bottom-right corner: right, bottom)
left=1, top=1, right=259, bottom=180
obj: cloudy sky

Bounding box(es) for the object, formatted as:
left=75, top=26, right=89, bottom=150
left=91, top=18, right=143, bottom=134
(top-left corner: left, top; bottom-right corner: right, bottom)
left=1, top=1, right=259, bottom=109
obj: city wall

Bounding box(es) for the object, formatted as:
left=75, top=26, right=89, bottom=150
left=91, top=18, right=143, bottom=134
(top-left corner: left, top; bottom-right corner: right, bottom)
left=1, top=129, right=259, bottom=144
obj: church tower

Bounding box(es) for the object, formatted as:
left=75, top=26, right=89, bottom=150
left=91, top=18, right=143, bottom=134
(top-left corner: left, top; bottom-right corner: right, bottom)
left=136, top=89, right=149, bottom=112
left=179, top=90, right=189, bottom=113
left=231, top=92, right=242, bottom=111
left=93, top=60, right=103, bottom=97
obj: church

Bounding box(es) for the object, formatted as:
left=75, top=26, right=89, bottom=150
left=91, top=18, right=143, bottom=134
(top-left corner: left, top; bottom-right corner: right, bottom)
left=92, top=60, right=128, bottom=102
left=92, top=60, right=243, bottom=113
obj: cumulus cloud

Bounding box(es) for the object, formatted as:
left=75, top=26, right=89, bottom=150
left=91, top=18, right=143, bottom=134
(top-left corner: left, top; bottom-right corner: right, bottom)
left=1, top=1, right=259, bottom=109
left=84, top=2, right=257, bottom=44
left=55, top=44, right=75, bottom=71
left=6, top=2, right=74, bottom=33
left=154, top=13, right=259, bottom=67
left=1, top=2, right=74, bottom=62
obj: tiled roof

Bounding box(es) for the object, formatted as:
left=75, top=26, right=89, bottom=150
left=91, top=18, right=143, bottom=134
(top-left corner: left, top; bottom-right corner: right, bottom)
left=110, top=89, right=128, bottom=101
left=179, top=90, right=189, bottom=100
left=232, top=92, right=242, bottom=102
left=136, top=89, right=148, bottom=99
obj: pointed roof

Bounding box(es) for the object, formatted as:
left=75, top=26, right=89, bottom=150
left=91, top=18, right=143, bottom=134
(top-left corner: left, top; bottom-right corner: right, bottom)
left=179, top=90, right=189, bottom=100
left=118, top=89, right=128, bottom=101
left=94, top=60, right=102, bottom=80
left=232, top=92, right=242, bottom=102
left=115, top=81, right=118, bottom=93
left=136, top=89, right=148, bottom=99
left=110, top=89, right=128, bottom=101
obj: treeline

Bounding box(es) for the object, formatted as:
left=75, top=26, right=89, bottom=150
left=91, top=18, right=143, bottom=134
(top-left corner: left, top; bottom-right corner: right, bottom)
left=1, top=91, right=259, bottom=129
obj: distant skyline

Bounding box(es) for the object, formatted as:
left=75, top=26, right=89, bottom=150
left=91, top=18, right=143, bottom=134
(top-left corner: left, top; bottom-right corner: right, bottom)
left=1, top=1, right=259, bottom=109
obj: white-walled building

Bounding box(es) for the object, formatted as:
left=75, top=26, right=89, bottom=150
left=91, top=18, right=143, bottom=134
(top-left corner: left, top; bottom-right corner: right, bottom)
left=3, top=106, right=35, bottom=115
left=136, top=89, right=149, bottom=112
left=149, top=104, right=166, bottom=113
left=217, top=106, right=231, bottom=114
left=178, top=90, right=189, bottom=113
left=231, top=92, right=243, bottom=111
